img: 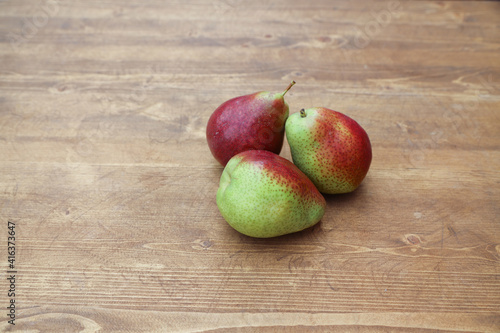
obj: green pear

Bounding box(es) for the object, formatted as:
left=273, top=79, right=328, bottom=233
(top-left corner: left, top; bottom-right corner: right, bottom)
left=285, top=107, right=372, bottom=194
left=216, top=150, right=326, bottom=238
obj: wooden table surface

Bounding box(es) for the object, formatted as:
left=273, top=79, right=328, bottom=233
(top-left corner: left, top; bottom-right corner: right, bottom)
left=1, top=0, right=499, bottom=332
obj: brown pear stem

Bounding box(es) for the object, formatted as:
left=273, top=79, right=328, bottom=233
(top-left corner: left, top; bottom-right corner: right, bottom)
left=282, top=80, right=296, bottom=96
left=300, top=109, right=306, bottom=118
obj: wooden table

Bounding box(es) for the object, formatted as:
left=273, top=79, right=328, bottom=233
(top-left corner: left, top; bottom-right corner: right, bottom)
left=1, top=0, right=499, bottom=331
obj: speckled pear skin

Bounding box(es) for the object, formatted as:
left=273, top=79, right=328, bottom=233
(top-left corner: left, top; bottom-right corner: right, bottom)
left=206, top=82, right=295, bottom=166
left=216, top=150, right=326, bottom=238
left=285, top=107, right=372, bottom=194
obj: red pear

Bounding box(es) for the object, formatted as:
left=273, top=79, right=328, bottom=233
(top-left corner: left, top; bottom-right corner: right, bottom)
left=285, top=107, right=372, bottom=194
left=206, top=81, right=295, bottom=166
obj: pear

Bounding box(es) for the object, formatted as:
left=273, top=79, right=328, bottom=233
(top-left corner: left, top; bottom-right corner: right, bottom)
left=216, top=150, right=326, bottom=238
left=206, top=81, right=295, bottom=166
left=285, top=107, right=372, bottom=194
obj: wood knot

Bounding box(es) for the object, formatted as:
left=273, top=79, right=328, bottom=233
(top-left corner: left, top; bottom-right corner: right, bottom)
left=404, top=234, right=422, bottom=245
left=199, top=239, right=212, bottom=249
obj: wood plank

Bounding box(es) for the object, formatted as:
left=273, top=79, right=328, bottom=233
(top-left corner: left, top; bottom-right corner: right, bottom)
left=0, top=0, right=499, bottom=331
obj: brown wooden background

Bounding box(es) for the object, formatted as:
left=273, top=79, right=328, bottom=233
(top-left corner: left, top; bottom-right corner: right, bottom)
left=1, top=0, right=499, bottom=332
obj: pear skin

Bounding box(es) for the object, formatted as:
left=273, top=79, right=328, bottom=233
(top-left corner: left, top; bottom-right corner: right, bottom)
left=206, top=81, right=295, bottom=166
left=216, top=150, right=326, bottom=238
left=285, top=108, right=372, bottom=194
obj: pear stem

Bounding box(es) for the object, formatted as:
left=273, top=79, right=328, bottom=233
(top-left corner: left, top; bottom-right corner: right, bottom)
left=300, top=109, right=306, bottom=118
left=282, top=80, right=296, bottom=96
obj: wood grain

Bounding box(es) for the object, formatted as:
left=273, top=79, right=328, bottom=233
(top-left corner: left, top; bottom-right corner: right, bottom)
left=1, top=0, right=499, bottom=331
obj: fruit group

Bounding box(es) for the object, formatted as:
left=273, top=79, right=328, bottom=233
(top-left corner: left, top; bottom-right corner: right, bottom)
left=216, top=150, right=326, bottom=238
left=285, top=107, right=372, bottom=194
left=206, top=81, right=295, bottom=166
